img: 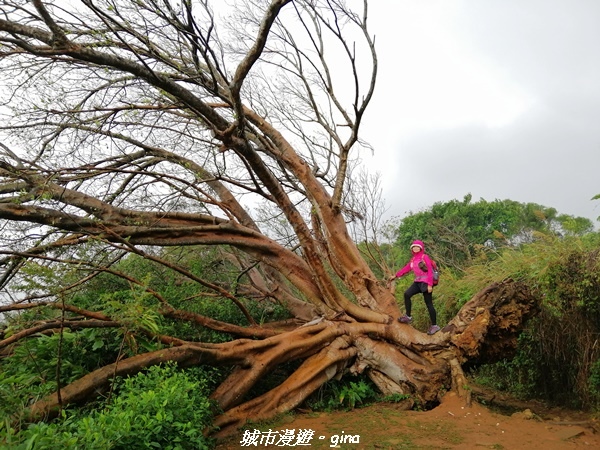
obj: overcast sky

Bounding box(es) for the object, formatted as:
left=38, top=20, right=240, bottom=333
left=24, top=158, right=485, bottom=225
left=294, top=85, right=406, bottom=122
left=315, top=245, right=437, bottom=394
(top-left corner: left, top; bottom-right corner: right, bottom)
left=361, top=0, right=600, bottom=225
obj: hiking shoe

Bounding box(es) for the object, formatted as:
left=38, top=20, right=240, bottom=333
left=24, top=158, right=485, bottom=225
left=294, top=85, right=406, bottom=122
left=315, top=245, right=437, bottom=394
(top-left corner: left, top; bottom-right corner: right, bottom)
left=427, top=325, right=441, bottom=335
left=398, top=315, right=413, bottom=324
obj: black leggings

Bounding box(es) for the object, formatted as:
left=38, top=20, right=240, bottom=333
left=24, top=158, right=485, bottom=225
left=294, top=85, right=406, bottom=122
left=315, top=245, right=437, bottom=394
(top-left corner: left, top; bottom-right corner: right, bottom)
left=404, top=282, right=437, bottom=325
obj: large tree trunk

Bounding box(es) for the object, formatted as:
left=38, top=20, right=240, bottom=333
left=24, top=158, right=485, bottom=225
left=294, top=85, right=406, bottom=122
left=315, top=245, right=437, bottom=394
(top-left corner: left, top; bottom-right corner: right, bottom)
left=19, top=279, right=537, bottom=437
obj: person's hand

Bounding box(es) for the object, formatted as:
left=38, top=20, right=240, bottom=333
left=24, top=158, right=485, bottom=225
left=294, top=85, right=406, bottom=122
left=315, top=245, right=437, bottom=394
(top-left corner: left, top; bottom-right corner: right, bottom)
left=388, top=275, right=396, bottom=282
left=427, top=285, right=433, bottom=293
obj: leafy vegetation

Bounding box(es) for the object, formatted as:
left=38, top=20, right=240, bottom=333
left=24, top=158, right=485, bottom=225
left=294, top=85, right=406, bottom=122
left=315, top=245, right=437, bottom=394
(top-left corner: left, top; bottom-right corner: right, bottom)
left=0, top=246, right=288, bottom=448
left=0, top=328, right=124, bottom=421
left=393, top=195, right=594, bottom=271
left=387, top=197, right=600, bottom=410
left=1, top=364, right=215, bottom=449
left=452, top=233, right=600, bottom=409
left=1, top=197, right=599, bottom=447
left=305, top=376, right=380, bottom=411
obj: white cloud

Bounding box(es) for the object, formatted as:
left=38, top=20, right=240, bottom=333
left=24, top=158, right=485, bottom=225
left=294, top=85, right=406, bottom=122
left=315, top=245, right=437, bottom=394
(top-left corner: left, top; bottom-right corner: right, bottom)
left=361, top=0, right=600, bottom=224
left=371, top=0, right=534, bottom=132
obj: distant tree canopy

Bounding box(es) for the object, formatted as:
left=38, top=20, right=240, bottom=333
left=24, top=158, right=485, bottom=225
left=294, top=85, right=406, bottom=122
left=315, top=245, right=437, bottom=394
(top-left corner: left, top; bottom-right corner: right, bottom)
left=393, top=194, right=594, bottom=271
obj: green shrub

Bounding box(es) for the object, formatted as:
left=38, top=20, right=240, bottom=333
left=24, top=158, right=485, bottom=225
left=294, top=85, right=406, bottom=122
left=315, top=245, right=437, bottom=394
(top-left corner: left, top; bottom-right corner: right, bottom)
left=305, top=376, right=379, bottom=411
left=0, top=328, right=125, bottom=420
left=469, top=235, right=600, bottom=408
left=1, top=364, right=215, bottom=449
left=472, top=330, right=540, bottom=399
left=589, top=359, right=600, bottom=410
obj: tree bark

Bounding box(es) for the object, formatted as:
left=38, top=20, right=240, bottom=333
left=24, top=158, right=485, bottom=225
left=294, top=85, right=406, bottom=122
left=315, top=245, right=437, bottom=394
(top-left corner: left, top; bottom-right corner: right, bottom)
left=19, top=279, right=537, bottom=437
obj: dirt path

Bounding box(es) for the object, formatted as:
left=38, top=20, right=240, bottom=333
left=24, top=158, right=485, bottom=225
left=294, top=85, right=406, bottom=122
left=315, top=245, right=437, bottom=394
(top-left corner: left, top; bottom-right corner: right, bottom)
left=216, top=392, right=600, bottom=449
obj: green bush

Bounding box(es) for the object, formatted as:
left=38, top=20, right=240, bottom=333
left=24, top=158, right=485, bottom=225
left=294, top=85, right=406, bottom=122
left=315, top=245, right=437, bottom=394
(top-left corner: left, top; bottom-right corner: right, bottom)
left=472, top=330, right=540, bottom=399
left=0, top=328, right=125, bottom=420
left=1, top=364, right=215, bottom=449
left=589, top=359, right=600, bottom=409
left=468, top=235, right=600, bottom=409
left=305, top=376, right=379, bottom=411
left=67, top=251, right=292, bottom=344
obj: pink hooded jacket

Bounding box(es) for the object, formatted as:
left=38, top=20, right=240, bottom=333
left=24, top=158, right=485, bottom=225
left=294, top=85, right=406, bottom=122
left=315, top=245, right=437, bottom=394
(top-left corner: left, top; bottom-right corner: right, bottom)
left=394, top=239, right=435, bottom=286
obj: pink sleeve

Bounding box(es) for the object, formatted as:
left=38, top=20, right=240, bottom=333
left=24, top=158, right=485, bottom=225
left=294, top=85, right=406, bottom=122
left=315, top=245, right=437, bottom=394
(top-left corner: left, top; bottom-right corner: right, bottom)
left=395, top=262, right=411, bottom=278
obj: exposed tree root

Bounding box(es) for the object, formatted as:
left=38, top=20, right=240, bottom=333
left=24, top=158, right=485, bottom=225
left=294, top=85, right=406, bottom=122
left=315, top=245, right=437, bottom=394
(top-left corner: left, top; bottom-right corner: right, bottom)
left=212, top=336, right=356, bottom=437
left=449, top=357, right=472, bottom=406
left=22, top=344, right=213, bottom=423
left=447, top=279, right=538, bottom=364
left=19, top=279, right=538, bottom=440
left=22, top=322, right=332, bottom=423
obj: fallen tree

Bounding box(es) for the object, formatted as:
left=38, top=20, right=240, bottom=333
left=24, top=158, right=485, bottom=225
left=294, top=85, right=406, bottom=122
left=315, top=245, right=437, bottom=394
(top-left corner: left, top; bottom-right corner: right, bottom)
left=2, top=276, right=537, bottom=436
left=0, top=0, right=539, bottom=438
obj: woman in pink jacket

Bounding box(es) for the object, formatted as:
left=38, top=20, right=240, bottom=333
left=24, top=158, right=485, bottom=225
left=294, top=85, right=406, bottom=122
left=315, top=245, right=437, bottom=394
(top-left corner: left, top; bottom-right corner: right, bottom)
left=390, top=240, right=440, bottom=335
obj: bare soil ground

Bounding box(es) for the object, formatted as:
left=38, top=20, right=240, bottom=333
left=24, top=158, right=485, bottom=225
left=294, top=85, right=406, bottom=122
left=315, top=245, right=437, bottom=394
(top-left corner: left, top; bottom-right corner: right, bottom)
left=216, top=391, right=600, bottom=449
